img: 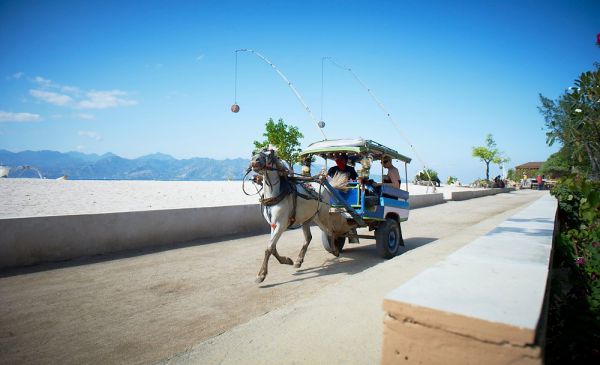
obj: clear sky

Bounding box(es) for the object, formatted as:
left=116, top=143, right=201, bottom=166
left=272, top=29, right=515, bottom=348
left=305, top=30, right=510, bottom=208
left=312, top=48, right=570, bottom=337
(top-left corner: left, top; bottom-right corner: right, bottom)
left=0, top=0, right=598, bottom=182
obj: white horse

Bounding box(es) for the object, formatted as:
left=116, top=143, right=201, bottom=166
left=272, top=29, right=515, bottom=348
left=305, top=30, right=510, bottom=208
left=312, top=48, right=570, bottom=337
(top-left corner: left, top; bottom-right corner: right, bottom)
left=249, top=148, right=353, bottom=283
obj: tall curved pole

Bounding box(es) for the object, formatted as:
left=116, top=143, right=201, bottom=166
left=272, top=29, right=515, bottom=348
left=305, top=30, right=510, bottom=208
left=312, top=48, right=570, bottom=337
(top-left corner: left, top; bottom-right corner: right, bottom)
left=323, top=57, right=436, bottom=191
left=236, top=49, right=327, bottom=139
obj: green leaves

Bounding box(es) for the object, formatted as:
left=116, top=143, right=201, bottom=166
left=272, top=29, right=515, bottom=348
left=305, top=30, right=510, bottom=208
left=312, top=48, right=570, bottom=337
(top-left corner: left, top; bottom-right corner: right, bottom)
left=551, top=177, right=600, bottom=329
left=539, top=64, right=600, bottom=177
left=472, top=134, right=508, bottom=181
left=253, top=117, right=304, bottom=170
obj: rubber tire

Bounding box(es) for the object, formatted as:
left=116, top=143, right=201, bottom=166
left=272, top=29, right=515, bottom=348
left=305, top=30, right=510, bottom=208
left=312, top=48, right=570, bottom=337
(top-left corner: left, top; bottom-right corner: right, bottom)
left=321, top=231, right=346, bottom=254
left=375, top=218, right=401, bottom=259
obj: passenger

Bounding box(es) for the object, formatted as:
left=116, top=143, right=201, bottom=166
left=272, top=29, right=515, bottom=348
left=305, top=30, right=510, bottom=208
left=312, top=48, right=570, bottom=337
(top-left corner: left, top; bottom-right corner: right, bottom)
left=381, top=157, right=401, bottom=189
left=327, top=154, right=358, bottom=180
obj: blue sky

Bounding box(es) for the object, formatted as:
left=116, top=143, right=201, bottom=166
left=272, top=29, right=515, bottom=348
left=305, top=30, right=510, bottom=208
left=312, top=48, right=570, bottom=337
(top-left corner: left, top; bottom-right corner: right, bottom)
left=0, top=0, right=598, bottom=182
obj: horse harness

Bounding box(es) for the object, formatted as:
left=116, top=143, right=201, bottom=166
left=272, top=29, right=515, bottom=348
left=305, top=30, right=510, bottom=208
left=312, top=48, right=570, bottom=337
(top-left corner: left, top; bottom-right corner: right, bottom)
left=260, top=175, right=322, bottom=227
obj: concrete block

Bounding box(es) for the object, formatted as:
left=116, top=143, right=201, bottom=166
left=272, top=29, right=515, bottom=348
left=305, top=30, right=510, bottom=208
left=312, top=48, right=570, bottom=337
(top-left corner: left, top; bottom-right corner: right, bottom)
left=382, top=303, right=541, bottom=365
left=450, top=188, right=510, bottom=201
left=382, top=194, right=557, bottom=364
left=408, top=193, right=444, bottom=209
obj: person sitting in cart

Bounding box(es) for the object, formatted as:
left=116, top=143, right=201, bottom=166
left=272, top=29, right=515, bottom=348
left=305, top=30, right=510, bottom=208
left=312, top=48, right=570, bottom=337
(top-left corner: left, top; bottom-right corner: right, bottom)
left=327, top=154, right=358, bottom=180
left=380, top=157, right=401, bottom=189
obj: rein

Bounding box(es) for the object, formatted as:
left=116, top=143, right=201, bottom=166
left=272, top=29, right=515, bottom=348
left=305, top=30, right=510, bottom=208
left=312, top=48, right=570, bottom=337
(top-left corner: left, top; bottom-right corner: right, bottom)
left=242, top=168, right=262, bottom=196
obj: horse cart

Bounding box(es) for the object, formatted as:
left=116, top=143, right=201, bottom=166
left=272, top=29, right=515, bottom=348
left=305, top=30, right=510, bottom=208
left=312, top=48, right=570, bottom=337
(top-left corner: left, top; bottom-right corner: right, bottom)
left=299, top=138, right=412, bottom=259
left=247, top=138, right=411, bottom=283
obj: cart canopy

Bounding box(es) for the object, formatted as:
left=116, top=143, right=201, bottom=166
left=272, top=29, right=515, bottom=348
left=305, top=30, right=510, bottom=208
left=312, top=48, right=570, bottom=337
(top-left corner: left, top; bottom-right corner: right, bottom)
left=299, top=138, right=411, bottom=164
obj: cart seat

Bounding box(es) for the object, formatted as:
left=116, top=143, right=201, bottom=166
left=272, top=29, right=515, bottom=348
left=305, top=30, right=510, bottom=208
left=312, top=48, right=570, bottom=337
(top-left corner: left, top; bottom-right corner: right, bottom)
left=330, top=182, right=361, bottom=208
left=381, top=185, right=409, bottom=201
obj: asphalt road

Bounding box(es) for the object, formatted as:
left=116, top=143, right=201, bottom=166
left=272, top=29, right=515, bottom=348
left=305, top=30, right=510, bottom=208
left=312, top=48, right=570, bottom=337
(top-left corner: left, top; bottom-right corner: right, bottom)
left=0, top=190, right=546, bottom=365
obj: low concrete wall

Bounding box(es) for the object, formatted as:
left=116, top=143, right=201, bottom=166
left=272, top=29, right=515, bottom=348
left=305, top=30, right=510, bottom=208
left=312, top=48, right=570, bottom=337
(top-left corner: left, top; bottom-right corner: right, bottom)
left=450, top=187, right=511, bottom=201
left=409, top=193, right=444, bottom=209
left=0, top=193, right=447, bottom=270
left=0, top=204, right=269, bottom=270
left=382, top=194, right=557, bottom=364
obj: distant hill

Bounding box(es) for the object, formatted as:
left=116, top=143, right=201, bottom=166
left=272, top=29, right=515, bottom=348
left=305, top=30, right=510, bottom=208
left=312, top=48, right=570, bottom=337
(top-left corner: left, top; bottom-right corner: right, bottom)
left=0, top=150, right=251, bottom=180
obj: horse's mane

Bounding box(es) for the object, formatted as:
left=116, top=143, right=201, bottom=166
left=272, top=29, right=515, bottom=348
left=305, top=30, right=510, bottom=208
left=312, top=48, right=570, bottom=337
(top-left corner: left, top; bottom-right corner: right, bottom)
left=268, top=154, right=290, bottom=176
left=330, top=172, right=349, bottom=191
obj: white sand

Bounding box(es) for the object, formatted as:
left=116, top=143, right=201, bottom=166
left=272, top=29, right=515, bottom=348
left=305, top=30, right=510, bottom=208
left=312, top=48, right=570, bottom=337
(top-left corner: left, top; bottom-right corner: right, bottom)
left=0, top=178, right=482, bottom=219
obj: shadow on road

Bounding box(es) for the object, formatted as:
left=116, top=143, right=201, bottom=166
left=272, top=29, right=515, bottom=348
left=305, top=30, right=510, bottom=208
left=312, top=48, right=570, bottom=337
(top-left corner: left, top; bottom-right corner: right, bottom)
left=0, top=232, right=255, bottom=278
left=259, top=237, right=438, bottom=289
left=486, top=226, right=554, bottom=237
left=402, top=236, right=438, bottom=252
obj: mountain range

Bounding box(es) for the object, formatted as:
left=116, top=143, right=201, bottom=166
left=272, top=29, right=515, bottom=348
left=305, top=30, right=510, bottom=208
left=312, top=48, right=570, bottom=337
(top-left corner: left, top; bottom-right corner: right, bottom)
left=0, top=150, right=251, bottom=180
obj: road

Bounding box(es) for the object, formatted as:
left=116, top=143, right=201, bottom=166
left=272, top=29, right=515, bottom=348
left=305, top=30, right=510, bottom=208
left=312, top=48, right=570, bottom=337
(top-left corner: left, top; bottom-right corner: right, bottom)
left=0, top=190, right=546, bottom=365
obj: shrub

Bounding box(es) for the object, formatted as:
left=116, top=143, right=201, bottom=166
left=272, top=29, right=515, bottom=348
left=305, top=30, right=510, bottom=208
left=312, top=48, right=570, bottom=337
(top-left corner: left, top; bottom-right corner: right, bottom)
left=447, top=176, right=458, bottom=185
left=470, top=178, right=490, bottom=188
left=546, top=176, right=600, bottom=363
left=506, top=168, right=517, bottom=182
left=415, top=168, right=439, bottom=182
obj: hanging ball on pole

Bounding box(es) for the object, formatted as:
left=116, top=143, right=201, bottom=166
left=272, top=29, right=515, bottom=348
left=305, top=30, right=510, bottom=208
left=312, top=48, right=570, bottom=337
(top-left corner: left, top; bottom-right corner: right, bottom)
left=318, top=120, right=325, bottom=128
left=231, top=104, right=240, bottom=113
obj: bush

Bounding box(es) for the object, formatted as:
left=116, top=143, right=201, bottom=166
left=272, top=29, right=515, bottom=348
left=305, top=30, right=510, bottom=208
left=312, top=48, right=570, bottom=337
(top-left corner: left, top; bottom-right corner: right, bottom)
left=447, top=176, right=458, bottom=185
left=470, top=178, right=490, bottom=188
left=546, top=176, right=600, bottom=363
left=506, top=168, right=517, bottom=182
left=415, top=168, right=439, bottom=182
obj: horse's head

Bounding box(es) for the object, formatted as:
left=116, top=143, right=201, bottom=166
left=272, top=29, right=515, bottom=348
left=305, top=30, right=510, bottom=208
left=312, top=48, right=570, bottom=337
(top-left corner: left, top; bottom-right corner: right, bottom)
left=249, top=148, right=286, bottom=175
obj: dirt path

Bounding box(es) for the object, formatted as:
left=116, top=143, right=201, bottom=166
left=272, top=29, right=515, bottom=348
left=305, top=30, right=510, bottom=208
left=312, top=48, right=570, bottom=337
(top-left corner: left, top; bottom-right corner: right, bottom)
left=0, top=190, right=545, bottom=364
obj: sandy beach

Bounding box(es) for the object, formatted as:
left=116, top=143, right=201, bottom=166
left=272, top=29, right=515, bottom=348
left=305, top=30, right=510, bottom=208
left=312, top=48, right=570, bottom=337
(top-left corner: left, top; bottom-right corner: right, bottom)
left=0, top=178, right=483, bottom=219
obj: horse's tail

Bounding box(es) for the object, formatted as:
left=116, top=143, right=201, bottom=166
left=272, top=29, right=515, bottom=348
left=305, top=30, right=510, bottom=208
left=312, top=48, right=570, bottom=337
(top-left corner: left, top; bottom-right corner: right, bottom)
left=330, top=172, right=349, bottom=192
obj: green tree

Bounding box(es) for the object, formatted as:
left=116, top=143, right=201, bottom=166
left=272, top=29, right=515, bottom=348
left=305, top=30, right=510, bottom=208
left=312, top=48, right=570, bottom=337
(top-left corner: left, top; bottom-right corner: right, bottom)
left=472, top=134, right=508, bottom=181
left=506, top=168, right=517, bottom=182
left=253, top=118, right=304, bottom=171
left=539, top=64, right=600, bottom=179
left=540, top=150, right=571, bottom=178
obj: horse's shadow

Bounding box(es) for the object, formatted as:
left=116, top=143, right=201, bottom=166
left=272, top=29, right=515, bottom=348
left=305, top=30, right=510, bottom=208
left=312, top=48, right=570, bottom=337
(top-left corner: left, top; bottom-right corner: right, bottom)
left=259, top=236, right=437, bottom=288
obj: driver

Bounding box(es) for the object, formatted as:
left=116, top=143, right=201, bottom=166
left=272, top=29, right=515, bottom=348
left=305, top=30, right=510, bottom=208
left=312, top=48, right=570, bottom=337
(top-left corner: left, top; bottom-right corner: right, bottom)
left=327, top=154, right=358, bottom=180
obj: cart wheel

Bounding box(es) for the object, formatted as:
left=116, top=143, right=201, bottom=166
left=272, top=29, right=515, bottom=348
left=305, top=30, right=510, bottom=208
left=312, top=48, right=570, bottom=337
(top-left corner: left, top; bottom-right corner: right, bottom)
left=375, top=218, right=402, bottom=259
left=321, top=231, right=345, bottom=254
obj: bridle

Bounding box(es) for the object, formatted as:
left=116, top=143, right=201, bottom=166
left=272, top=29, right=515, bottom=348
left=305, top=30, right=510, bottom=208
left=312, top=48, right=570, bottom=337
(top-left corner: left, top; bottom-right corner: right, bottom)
left=243, top=149, right=288, bottom=195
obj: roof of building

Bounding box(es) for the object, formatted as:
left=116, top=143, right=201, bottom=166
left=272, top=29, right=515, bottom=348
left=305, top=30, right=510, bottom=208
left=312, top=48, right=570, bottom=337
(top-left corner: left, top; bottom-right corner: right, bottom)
left=515, top=162, right=544, bottom=169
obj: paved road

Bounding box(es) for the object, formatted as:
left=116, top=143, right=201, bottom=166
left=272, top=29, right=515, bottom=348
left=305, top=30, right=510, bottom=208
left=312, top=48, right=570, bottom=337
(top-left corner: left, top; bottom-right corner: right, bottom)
left=0, top=190, right=546, bottom=365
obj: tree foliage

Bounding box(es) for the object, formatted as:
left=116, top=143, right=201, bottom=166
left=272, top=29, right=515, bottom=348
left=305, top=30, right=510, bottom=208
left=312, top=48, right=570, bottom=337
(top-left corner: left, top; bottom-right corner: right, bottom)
left=472, top=134, right=508, bottom=181
left=539, top=64, right=600, bottom=179
left=540, top=150, right=571, bottom=178
left=415, top=168, right=439, bottom=182
left=253, top=118, right=304, bottom=170
left=506, top=168, right=517, bottom=182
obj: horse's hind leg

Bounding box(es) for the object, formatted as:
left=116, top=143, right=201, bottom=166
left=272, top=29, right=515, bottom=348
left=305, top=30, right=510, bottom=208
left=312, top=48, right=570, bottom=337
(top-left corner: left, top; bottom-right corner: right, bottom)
left=294, top=223, right=312, bottom=268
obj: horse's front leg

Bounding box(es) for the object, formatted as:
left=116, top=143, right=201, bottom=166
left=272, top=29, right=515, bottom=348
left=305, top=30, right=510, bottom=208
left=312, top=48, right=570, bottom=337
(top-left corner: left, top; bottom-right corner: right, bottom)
left=270, top=220, right=294, bottom=266
left=268, top=200, right=294, bottom=266
left=271, top=246, right=294, bottom=266
left=256, top=221, right=289, bottom=283
left=294, top=223, right=312, bottom=268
